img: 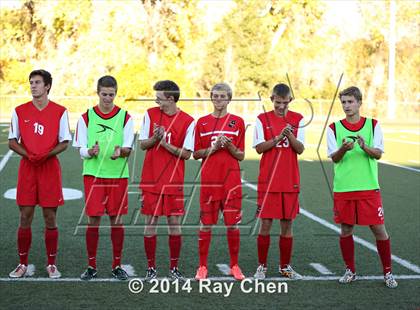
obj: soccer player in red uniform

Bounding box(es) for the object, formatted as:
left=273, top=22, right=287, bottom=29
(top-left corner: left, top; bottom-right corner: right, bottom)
left=8, top=70, right=71, bottom=278
left=73, top=76, right=134, bottom=280
left=253, top=83, right=305, bottom=280
left=327, top=86, right=397, bottom=288
left=193, top=83, right=246, bottom=280
left=139, top=80, right=194, bottom=281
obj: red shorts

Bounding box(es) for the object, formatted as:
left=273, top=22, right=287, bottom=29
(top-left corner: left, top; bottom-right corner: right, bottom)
left=83, top=176, right=128, bottom=217
left=333, top=190, right=384, bottom=225
left=141, top=191, right=184, bottom=217
left=200, top=198, right=242, bottom=226
left=257, top=192, right=299, bottom=219
left=17, top=157, right=64, bottom=207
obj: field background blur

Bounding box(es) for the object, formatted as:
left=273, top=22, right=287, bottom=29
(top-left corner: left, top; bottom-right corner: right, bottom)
left=1, top=0, right=419, bottom=165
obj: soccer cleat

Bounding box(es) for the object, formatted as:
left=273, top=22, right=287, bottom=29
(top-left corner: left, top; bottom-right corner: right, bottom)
left=195, top=266, right=208, bottom=280
left=80, top=266, right=97, bottom=281
left=169, top=267, right=186, bottom=282
left=46, top=264, right=61, bottom=279
left=145, top=267, right=157, bottom=282
left=112, top=266, right=128, bottom=281
left=9, top=264, right=28, bottom=278
left=254, top=264, right=267, bottom=280
left=338, top=268, right=356, bottom=284
left=384, top=272, right=398, bottom=289
left=230, top=264, right=245, bottom=280
left=279, top=265, right=303, bottom=280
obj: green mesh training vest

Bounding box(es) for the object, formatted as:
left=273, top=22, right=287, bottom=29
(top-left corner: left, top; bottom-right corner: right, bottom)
left=333, top=118, right=379, bottom=192
left=83, top=108, right=129, bottom=178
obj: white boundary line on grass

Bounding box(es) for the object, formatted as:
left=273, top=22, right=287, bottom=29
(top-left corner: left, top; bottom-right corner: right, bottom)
left=241, top=180, right=420, bottom=274
left=309, top=263, right=334, bottom=275
left=1, top=275, right=420, bottom=282
left=379, top=160, right=420, bottom=173
left=0, top=150, right=13, bottom=172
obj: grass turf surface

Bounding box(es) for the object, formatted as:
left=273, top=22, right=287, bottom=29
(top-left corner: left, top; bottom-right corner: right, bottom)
left=0, top=125, right=419, bottom=309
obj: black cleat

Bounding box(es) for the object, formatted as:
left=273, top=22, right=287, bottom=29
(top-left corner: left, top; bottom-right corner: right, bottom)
left=112, top=266, right=128, bottom=281
left=80, top=267, right=97, bottom=281
left=169, top=267, right=186, bottom=282
left=145, top=267, right=157, bottom=282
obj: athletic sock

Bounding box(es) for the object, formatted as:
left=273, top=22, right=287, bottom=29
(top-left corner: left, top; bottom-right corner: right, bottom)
left=227, top=228, right=240, bottom=267
left=257, top=234, right=270, bottom=266
left=17, top=227, right=32, bottom=266
left=198, top=230, right=211, bottom=267
left=86, top=226, right=99, bottom=269
left=279, top=235, right=293, bottom=269
left=169, top=235, right=182, bottom=269
left=376, top=238, right=392, bottom=275
left=339, top=235, right=355, bottom=273
left=45, top=227, right=58, bottom=265
left=144, top=235, right=156, bottom=268
left=111, top=226, right=124, bottom=269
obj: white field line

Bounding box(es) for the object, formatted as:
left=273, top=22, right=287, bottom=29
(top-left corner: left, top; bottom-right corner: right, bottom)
left=0, top=150, right=13, bottom=172
left=379, top=160, right=420, bottom=173
left=1, top=275, right=420, bottom=282
left=216, top=264, right=231, bottom=275
left=241, top=179, right=420, bottom=274
left=309, top=263, right=334, bottom=275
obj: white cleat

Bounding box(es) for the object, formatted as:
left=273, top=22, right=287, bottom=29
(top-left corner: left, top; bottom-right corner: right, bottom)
left=253, top=264, right=267, bottom=280
left=339, top=268, right=356, bottom=284
left=9, top=264, right=28, bottom=278
left=384, top=272, right=398, bottom=289
left=46, top=264, right=62, bottom=279
left=279, top=264, right=303, bottom=280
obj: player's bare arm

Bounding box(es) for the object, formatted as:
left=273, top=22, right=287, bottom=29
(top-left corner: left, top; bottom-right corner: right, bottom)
left=8, top=138, right=28, bottom=158
left=284, top=127, right=304, bottom=155
left=193, top=135, right=223, bottom=159
left=255, top=124, right=291, bottom=154
left=110, top=145, right=131, bottom=160
left=357, top=135, right=382, bottom=160
left=139, top=124, right=163, bottom=150
left=221, top=136, right=245, bottom=161
left=331, top=139, right=354, bottom=163
left=160, top=138, right=192, bottom=160
left=87, top=141, right=99, bottom=157
left=47, top=141, right=69, bottom=157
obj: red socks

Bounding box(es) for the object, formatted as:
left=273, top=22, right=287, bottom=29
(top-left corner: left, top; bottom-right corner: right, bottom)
left=376, top=238, right=392, bottom=275
left=111, top=226, right=124, bottom=269
left=279, top=236, right=293, bottom=268
left=45, top=227, right=58, bottom=265
left=169, top=235, right=182, bottom=269
left=144, top=235, right=157, bottom=268
left=257, top=234, right=270, bottom=266
left=198, top=230, right=212, bottom=267
left=17, top=227, right=32, bottom=266
left=86, top=226, right=99, bottom=269
left=340, top=235, right=355, bottom=273
left=227, top=229, right=240, bottom=267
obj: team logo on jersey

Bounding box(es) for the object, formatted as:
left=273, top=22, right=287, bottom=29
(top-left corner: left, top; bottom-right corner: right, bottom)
left=228, top=120, right=236, bottom=128
left=96, top=123, right=115, bottom=133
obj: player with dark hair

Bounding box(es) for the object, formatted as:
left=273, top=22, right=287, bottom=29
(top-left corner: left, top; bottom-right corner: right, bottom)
left=139, top=80, right=194, bottom=281
left=193, top=83, right=246, bottom=280
left=73, top=75, right=134, bottom=280
left=8, top=69, right=71, bottom=278
left=327, top=86, right=398, bottom=288
left=253, top=83, right=305, bottom=280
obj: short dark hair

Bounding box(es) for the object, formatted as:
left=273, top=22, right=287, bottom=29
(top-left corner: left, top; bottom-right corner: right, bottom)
left=97, top=75, right=118, bottom=93
left=29, top=70, right=52, bottom=93
left=339, top=86, right=362, bottom=102
left=153, top=80, right=180, bottom=103
left=272, top=83, right=291, bottom=98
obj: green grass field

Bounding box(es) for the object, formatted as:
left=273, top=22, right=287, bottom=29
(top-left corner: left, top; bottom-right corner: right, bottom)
left=0, top=123, right=419, bottom=310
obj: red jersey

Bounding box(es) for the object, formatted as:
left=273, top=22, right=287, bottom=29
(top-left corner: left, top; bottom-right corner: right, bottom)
left=140, top=107, right=194, bottom=195
left=10, top=101, right=70, bottom=156
left=195, top=113, right=245, bottom=202
left=255, top=110, right=303, bottom=193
